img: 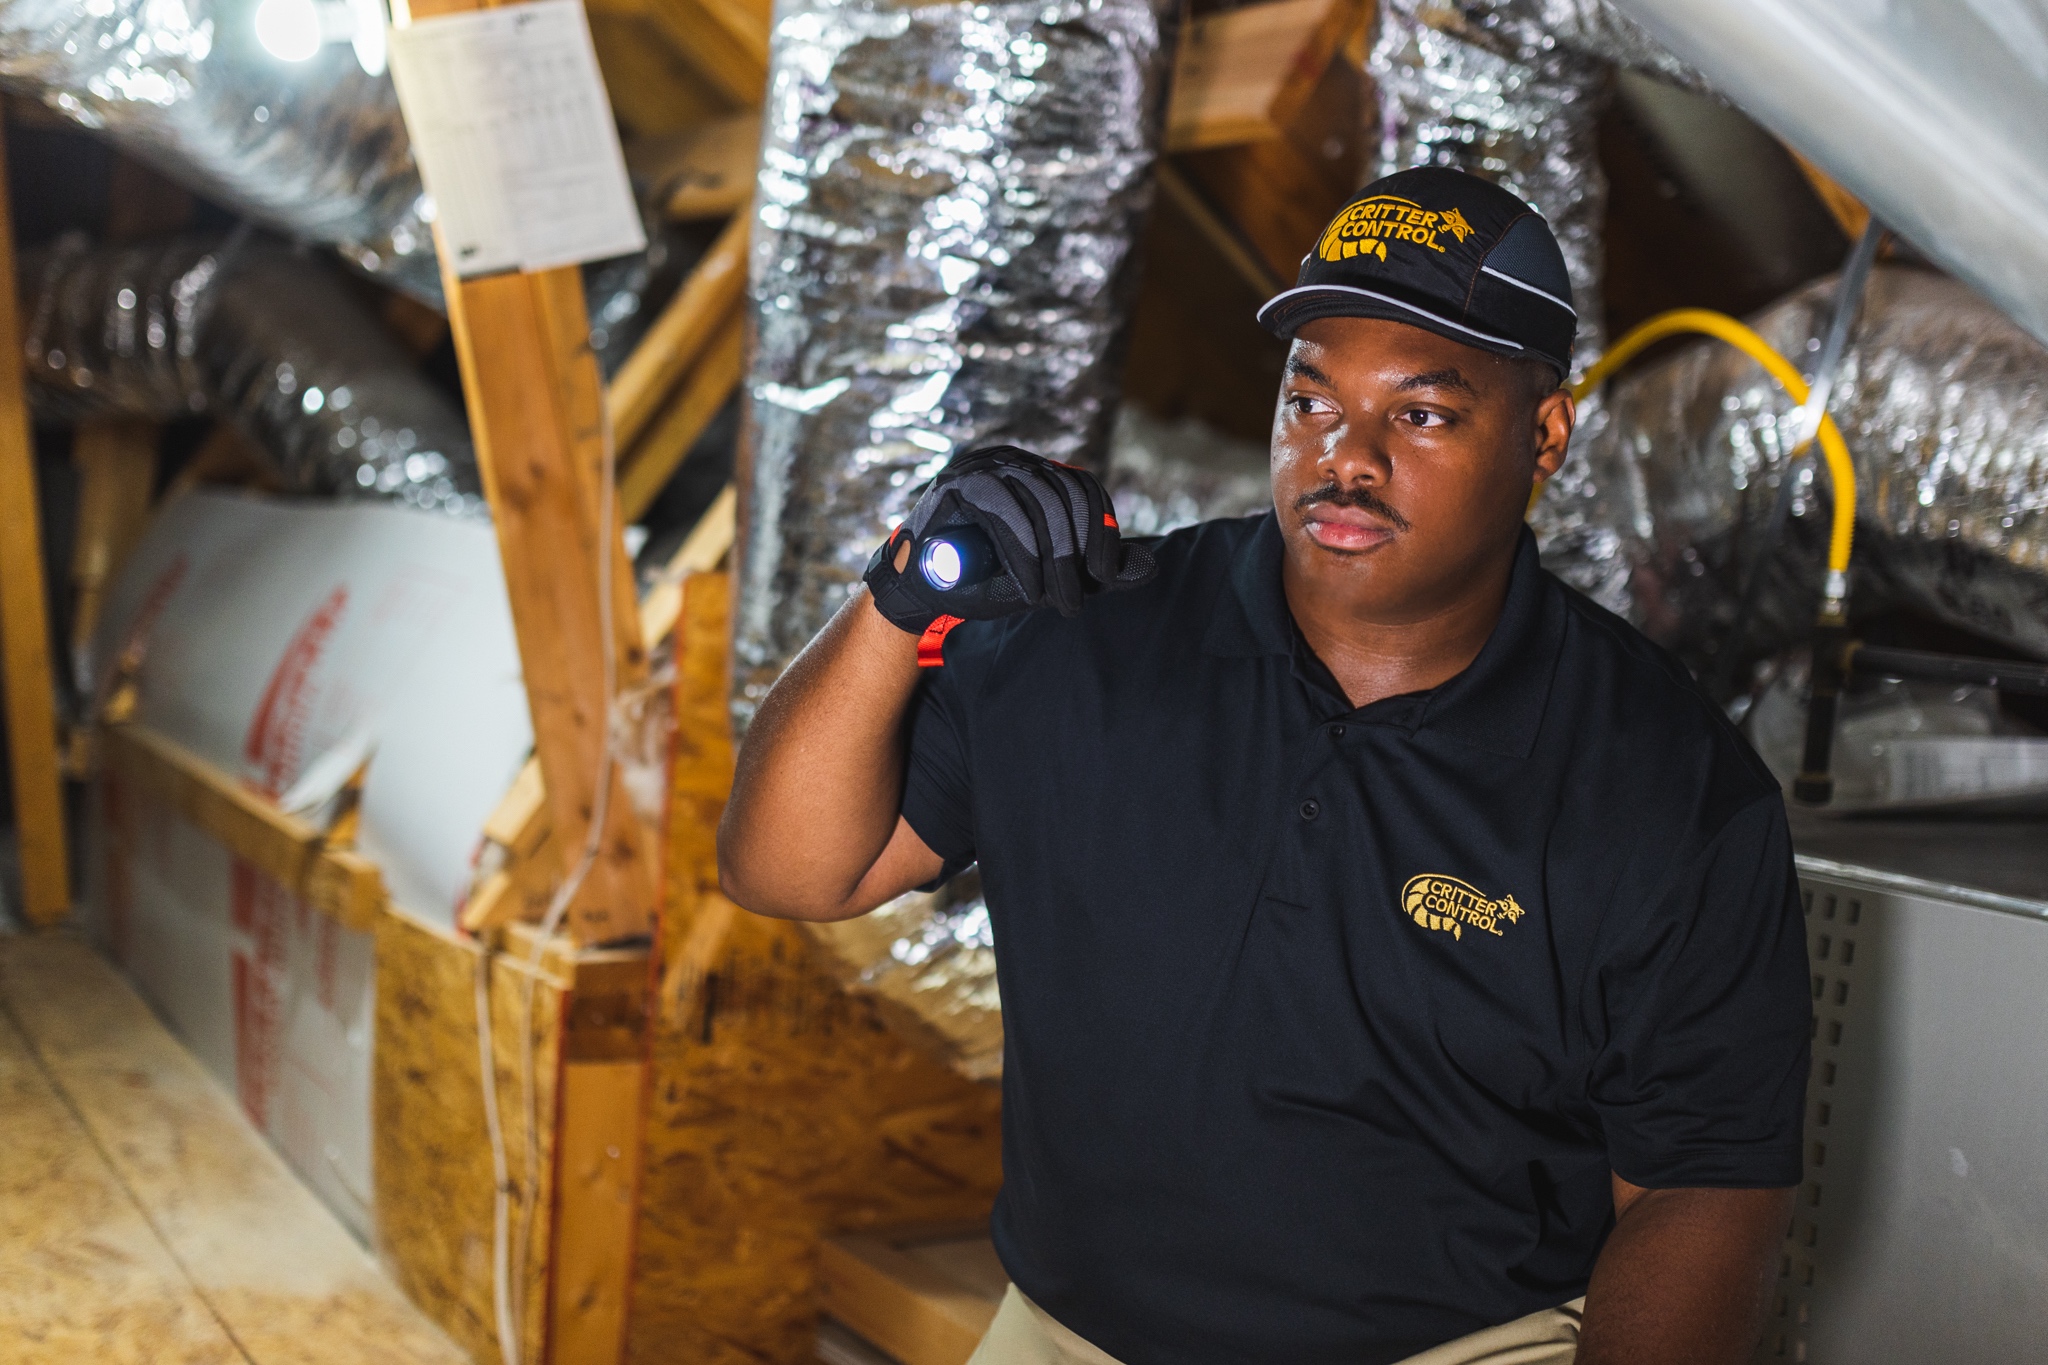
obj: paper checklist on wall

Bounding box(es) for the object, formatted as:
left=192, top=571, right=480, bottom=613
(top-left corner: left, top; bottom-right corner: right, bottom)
left=388, top=0, right=646, bottom=278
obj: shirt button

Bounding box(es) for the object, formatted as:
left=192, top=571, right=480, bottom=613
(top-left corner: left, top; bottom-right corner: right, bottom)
left=1299, top=799, right=1320, bottom=821
left=1329, top=724, right=1346, bottom=739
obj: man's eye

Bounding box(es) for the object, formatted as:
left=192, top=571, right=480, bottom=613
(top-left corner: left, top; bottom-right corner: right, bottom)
left=1402, top=409, right=1447, bottom=428
left=1290, top=395, right=1330, bottom=416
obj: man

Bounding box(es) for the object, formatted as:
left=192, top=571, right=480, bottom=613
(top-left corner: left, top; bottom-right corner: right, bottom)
left=719, top=167, right=1810, bottom=1365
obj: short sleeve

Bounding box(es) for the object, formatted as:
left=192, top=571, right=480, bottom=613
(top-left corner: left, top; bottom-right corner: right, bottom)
left=900, top=665, right=977, bottom=887
left=1589, top=795, right=1810, bottom=1189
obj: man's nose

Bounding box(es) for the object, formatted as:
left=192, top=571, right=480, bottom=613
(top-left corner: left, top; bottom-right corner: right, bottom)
left=1315, top=419, right=1392, bottom=488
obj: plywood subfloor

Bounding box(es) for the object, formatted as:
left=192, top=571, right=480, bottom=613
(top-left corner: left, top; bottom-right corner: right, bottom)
left=0, top=932, right=471, bottom=1365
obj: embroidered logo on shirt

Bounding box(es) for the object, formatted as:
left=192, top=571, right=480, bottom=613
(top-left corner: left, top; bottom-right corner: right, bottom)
left=1401, top=875, right=1527, bottom=941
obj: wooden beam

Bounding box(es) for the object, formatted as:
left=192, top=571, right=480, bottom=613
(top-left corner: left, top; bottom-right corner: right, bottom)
left=634, top=0, right=772, bottom=109
left=605, top=210, right=750, bottom=453
left=645, top=111, right=762, bottom=220
left=67, top=419, right=157, bottom=677
left=617, top=306, right=745, bottom=522
left=459, top=486, right=737, bottom=937
left=1785, top=146, right=1871, bottom=242
left=819, top=1234, right=1000, bottom=1365
left=101, top=723, right=385, bottom=932
left=1165, top=0, right=1358, bottom=152
left=0, top=112, right=70, bottom=926
left=409, top=0, right=660, bottom=949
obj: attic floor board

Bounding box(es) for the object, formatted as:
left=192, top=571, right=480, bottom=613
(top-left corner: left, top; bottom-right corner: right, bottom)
left=0, top=932, right=471, bottom=1365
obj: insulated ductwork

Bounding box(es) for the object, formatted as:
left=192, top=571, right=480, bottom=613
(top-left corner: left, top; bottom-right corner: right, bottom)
left=1536, top=267, right=2048, bottom=677
left=0, top=0, right=439, bottom=302
left=731, top=0, right=1178, bottom=723
left=1368, top=0, right=1706, bottom=366
left=1613, top=0, right=2048, bottom=352
left=22, top=231, right=482, bottom=513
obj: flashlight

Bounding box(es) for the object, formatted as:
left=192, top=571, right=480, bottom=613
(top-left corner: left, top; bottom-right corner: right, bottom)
left=918, top=524, right=999, bottom=592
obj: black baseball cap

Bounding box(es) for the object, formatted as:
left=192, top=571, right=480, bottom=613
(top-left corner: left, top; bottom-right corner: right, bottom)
left=1256, top=166, right=1577, bottom=379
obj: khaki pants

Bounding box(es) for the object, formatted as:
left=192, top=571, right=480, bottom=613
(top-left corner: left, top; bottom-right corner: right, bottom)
left=964, top=1285, right=1584, bottom=1365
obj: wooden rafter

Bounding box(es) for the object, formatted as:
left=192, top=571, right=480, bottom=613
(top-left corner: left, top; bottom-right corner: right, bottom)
left=0, top=111, right=70, bottom=926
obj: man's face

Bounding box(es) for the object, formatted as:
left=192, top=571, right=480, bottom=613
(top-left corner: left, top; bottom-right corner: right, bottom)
left=1270, top=316, right=1574, bottom=624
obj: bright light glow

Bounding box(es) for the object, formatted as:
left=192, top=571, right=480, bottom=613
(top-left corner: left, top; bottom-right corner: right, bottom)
left=254, top=0, right=322, bottom=61
left=920, top=540, right=964, bottom=590
left=351, top=0, right=387, bottom=75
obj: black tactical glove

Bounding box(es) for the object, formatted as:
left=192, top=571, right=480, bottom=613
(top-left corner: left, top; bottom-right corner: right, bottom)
left=864, top=445, right=1158, bottom=656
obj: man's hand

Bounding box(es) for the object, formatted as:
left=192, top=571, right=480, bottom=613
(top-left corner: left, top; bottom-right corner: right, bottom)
left=865, top=444, right=1156, bottom=634
left=1576, top=1176, right=1795, bottom=1365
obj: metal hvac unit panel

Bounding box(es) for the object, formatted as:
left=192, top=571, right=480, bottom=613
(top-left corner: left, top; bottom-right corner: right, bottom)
left=1766, top=856, right=2048, bottom=1364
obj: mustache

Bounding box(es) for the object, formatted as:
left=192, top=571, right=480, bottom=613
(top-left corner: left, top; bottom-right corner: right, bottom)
left=1294, top=483, right=1412, bottom=532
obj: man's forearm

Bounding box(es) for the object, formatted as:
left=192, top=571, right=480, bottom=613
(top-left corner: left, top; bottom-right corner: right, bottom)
left=1575, top=1184, right=1793, bottom=1365
left=717, top=589, right=928, bottom=917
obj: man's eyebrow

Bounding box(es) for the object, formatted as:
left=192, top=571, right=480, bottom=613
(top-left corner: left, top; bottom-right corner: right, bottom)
left=1284, top=357, right=1333, bottom=385
left=1395, top=367, right=1477, bottom=396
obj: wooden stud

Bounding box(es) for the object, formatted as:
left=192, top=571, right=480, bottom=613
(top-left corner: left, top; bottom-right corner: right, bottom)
left=408, top=6, right=661, bottom=945
left=1784, top=146, right=1871, bottom=243
left=1175, top=30, right=1370, bottom=284
left=606, top=211, right=750, bottom=453
left=1164, top=0, right=1358, bottom=152
left=0, top=114, right=71, bottom=926
left=819, top=1232, right=1004, bottom=1365
left=461, top=488, right=735, bottom=937
left=67, top=418, right=158, bottom=679
left=644, top=112, right=763, bottom=220
left=628, top=0, right=772, bottom=109
left=101, top=723, right=385, bottom=932
left=617, top=308, right=745, bottom=523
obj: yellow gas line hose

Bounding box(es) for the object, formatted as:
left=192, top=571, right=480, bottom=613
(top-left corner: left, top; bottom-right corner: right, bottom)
left=1556, top=308, right=1858, bottom=601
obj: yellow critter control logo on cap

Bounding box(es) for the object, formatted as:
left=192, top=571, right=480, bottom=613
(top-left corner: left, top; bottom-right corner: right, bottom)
left=1401, top=874, right=1527, bottom=941
left=1318, top=196, right=1476, bottom=264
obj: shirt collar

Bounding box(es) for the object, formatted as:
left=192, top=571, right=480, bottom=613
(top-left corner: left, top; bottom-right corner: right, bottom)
left=1203, top=513, right=1566, bottom=758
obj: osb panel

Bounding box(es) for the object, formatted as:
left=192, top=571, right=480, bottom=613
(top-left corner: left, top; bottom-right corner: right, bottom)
left=0, top=935, right=467, bottom=1365
left=626, top=572, right=1006, bottom=1365
left=374, top=909, right=568, bottom=1365
left=0, top=1002, right=240, bottom=1365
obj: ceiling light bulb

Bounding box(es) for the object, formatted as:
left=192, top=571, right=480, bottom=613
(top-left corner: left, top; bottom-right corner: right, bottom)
left=254, top=0, right=323, bottom=62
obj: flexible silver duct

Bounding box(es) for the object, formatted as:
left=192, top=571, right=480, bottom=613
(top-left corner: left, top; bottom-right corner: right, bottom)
left=0, top=0, right=441, bottom=302
left=1368, top=0, right=1706, bottom=367
left=1535, top=267, right=2048, bottom=675
left=731, top=0, right=1177, bottom=724
left=22, top=231, right=482, bottom=513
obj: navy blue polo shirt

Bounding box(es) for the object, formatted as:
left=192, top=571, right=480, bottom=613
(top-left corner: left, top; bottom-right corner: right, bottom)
left=899, top=512, right=1810, bottom=1365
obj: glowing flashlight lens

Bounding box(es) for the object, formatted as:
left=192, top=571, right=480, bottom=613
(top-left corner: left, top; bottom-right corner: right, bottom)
left=921, top=540, right=964, bottom=590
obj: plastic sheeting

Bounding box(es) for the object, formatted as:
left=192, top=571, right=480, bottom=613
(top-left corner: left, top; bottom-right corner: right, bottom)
left=731, top=0, right=1178, bottom=725
left=1612, top=0, right=2048, bottom=352
left=1536, top=267, right=2048, bottom=678
left=1368, top=0, right=1704, bottom=367
left=0, top=0, right=440, bottom=302
left=79, top=490, right=535, bottom=1233
left=21, top=231, right=482, bottom=513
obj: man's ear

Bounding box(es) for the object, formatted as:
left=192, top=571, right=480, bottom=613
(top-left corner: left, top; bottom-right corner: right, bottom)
left=1532, top=386, right=1575, bottom=485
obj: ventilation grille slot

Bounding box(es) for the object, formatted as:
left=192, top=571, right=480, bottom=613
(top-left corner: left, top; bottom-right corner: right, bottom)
left=1758, top=886, right=1862, bottom=1363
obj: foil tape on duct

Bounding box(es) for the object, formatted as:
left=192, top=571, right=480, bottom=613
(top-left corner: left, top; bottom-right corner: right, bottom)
left=1536, top=266, right=2048, bottom=677
left=21, top=231, right=482, bottom=513
left=732, top=0, right=1176, bottom=725
left=1368, top=0, right=1706, bottom=367
left=0, top=0, right=440, bottom=302
left=801, top=406, right=1272, bottom=1081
